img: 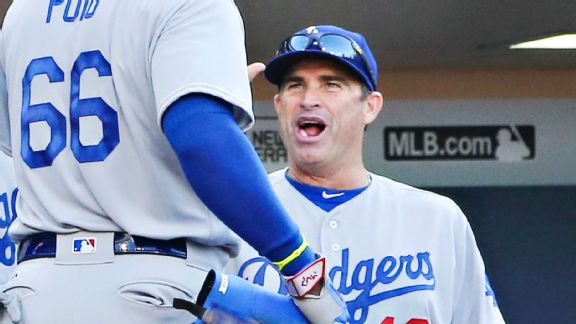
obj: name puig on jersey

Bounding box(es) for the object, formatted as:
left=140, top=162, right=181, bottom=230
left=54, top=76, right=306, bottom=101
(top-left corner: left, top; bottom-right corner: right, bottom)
left=47, top=0, right=100, bottom=23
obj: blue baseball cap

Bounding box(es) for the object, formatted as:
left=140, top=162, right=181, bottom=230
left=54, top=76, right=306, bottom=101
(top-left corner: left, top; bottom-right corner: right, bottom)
left=265, top=25, right=378, bottom=91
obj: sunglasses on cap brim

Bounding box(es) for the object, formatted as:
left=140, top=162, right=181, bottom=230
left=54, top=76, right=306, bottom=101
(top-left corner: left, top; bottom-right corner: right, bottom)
left=276, top=33, right=376, bottom=88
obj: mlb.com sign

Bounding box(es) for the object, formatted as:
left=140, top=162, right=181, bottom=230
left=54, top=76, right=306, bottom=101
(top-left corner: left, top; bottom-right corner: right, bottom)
left=384, top=125, right=535, bottom=161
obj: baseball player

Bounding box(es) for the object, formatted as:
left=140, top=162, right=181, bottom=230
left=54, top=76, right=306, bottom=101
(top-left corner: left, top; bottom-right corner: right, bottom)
left=0, top=2, right=346, bottom=323
left=0, top=153, right=17, bottom=285
left=227, top=25, right=506, bottom=324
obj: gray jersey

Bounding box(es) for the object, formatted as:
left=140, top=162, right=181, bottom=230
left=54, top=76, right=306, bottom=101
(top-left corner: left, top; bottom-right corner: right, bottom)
left=227, top=168, right=505, bottom=324
left=0, top=0, right=252, bottom=258
left=0, top=153, right=17, bottom=284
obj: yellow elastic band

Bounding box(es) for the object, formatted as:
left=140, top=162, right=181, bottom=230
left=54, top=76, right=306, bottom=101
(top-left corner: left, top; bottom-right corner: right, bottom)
left=273, top=238, right=309, bottom=271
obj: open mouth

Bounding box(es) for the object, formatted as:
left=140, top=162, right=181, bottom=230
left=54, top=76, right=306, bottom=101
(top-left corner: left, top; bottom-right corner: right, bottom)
left=297, top=119, right=327, bottom=137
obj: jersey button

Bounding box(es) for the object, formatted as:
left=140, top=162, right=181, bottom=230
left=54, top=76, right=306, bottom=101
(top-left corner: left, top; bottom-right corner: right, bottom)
left=329, top=220, right=338, bottom=229
left=331, top=243, right=340, bottom=252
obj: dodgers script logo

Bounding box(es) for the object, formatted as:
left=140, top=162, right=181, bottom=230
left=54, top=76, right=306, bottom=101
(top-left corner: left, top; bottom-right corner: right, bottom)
left=238, top=248, right=435, bottom=323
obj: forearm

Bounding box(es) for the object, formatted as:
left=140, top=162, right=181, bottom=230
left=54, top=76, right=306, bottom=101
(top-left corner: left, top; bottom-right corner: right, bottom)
left=162, top=93, right=314, bottom=275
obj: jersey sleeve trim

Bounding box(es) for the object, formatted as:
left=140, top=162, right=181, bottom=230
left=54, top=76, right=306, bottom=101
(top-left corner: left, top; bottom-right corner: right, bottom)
left=157, top=84, right=254, bottom=132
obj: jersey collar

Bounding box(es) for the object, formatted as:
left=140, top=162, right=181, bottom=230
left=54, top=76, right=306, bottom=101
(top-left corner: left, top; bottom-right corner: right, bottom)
left=284, top=170, right=370, bottom=212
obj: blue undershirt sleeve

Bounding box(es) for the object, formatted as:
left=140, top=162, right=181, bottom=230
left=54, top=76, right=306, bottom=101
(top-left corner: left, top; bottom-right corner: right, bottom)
left=162, top=93, right=313, bottom=276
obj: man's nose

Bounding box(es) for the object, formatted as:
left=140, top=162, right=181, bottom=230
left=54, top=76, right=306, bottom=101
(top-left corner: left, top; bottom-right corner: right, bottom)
left=300, top=88, right=321, bottom=110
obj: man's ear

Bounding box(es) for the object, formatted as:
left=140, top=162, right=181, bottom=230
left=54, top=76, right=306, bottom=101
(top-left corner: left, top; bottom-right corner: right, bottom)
left=273, top=94, right=281, bottom=114
left=363, top=91, right=383, bottom=125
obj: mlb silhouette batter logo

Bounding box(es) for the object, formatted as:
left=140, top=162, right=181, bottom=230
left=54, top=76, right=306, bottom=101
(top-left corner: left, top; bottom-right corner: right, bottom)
left=73, top=238, right=96, bottom=254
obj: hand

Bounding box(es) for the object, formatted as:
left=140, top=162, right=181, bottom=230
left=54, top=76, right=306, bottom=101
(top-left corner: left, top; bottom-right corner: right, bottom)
left=247, top=62, right=265, bottom=82
left=284, top=256, right=350, bottom=323
left=180, top=270, right=309, bottom=324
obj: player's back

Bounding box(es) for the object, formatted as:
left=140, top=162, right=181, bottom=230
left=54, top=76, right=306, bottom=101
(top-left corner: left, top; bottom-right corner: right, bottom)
left=0, top=0, right=251, bottom=247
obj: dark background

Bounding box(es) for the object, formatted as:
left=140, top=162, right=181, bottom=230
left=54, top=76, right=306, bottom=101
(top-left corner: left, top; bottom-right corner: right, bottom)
left=428, top=186, right=576, bottom=323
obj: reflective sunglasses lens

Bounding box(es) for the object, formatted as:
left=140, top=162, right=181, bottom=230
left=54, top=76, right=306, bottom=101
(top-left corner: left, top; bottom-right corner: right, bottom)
left=319, top=34, right=357, bottom=59
left=288, top=35, right=311, bottom=51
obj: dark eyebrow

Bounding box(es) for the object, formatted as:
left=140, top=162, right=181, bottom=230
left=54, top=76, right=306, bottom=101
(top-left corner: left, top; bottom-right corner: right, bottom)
left=279, top=73, right=350, bottom=89
left=319, top=75, right=349, bottom=84
left=281, top=75, right=304, bottom=84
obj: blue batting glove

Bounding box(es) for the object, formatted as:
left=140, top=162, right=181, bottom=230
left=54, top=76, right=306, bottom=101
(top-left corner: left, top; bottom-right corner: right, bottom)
left=196, top=270, right=309, bottom=324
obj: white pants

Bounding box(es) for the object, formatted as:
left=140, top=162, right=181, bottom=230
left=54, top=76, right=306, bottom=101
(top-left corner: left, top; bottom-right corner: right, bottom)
left=0, top=232, right=227, bottom=324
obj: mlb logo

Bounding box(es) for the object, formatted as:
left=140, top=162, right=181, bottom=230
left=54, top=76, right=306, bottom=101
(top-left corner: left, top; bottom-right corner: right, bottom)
left=73, top=238, right=96, bottom=254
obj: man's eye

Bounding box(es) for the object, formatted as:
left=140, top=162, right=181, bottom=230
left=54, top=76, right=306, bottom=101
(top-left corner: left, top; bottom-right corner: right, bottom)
left=326, top=82, right=341, bottom=88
